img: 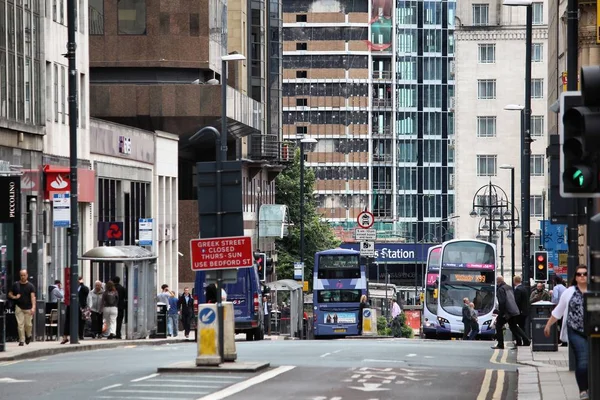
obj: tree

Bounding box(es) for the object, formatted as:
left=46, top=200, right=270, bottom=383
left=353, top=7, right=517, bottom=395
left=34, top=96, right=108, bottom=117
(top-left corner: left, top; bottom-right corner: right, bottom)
left=275, top=148, right=341, bottom=284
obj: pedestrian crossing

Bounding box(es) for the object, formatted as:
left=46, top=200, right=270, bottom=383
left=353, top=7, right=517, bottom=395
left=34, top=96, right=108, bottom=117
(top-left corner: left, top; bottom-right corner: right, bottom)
left=93, top=373, right=249, bottom=400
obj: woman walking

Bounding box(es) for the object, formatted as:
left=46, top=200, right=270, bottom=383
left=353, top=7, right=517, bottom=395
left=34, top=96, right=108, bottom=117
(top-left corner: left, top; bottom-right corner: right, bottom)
left=544, top=265, right=589, bottom=400
left=88, top=280, right=104, bottom=339
left=102, top=281, right=119, bottom=339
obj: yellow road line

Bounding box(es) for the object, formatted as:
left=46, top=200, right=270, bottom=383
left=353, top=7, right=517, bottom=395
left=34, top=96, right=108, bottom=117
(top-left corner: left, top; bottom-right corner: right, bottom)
left=492, top=370, right=505, bottom=400
left=500, top=348, right=509, bottom=364
left=490, top=349, right=500, bottom=364
left=476, top=369, right=493, bottom=400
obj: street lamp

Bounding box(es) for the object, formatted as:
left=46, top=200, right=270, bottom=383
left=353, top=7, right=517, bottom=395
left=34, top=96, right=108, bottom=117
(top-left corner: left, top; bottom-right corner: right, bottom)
left=299, top=136, right=316, bottom=340
left=502, top=0, right=533, bottom=288
left=500, top=164, right=517, bottom=279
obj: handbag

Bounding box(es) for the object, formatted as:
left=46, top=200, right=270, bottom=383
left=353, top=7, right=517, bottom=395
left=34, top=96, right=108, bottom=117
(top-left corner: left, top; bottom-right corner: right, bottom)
left=81, top=306, right=92, bottom=321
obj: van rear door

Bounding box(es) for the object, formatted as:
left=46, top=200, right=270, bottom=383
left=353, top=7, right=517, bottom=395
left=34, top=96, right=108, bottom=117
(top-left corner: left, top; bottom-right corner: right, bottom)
left=224, top=270, right=251, bottom=321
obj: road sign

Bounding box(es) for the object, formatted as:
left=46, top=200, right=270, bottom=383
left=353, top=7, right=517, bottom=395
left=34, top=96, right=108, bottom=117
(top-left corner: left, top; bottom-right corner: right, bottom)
left=355, top=228, right=377, bottom=240
left=199, top=308, right=217, bottom=325
left=190, top=236, right=253, bottom=271
left=294, top=262, right=304, bottom=280
left=360, top=241, right=375, bottom=257
left=52, top=193, right=70, bottom=227
left=138, top=218, right=153, bottom=246
left=357, top=211, right=375, bottom=229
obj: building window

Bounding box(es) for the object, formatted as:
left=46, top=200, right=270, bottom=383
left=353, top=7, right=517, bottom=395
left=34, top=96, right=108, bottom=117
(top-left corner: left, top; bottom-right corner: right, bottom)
left=532, top=2, right=543, bottom=25
left=296, top=14, right=307, bottom=22
left=118, top=0, right=146, bottom=34
left=477, top=116, right=496, bottom=137
left=296, top=70, right=307, bottom=78
left=532, top=43, right=543, bottom=62
left=296, top=126, right=307, bottom=135
left=53, top=64, right=58, bottom=122
left=477, top=155, right=497, bottom=176
left=60, top=0, right=64, bottom=24
left=532, top=79, right=544, bottom=98
left=530, top=195, right=543, bottom=217
left=296, top=42, right=307, bottom=51
left=478, top=44, right=495, bottom=63
left=61, top=65, right=66, bottom=124
left=296, top=98, right=307, bottom=107
left=531, top=115, right=544, bottom=137
left=89, top=0, right=104, bottom=35
left=477, top=79, right=496, bottom=99
left=531, top=154, right=544, bottom=176
left=472, top=4, right=489, bottom=26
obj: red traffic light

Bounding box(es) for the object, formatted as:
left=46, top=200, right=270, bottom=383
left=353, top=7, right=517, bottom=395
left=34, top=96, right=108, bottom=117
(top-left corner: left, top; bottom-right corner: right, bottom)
left=537, top=255, right=545, bottom=262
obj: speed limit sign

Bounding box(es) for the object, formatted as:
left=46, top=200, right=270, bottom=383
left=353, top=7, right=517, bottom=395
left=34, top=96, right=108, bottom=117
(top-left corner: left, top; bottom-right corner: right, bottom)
left=357, top=211, right=375, bottom=229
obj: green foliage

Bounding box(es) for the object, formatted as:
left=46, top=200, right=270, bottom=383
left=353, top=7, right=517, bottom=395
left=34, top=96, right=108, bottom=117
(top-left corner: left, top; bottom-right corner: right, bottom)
left=275, top=148, right=341, bottom=285
left=377, top=316, right=391, bottom=336
left=376, top=314, right=414, bottom=338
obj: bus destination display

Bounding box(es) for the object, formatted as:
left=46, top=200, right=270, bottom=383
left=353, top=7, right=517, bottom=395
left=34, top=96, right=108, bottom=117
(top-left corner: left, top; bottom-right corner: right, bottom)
left=447, top=270, right=494, bottom=284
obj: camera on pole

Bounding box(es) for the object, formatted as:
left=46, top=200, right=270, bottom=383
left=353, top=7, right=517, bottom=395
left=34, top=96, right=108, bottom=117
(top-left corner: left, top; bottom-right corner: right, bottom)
left=560, top=66, right=600, bottom=198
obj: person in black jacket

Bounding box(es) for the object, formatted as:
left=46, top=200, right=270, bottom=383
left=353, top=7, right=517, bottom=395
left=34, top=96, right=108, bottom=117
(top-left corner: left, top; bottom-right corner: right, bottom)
left=461, top=298, right=472, bottom=340
left=493, top=276, right=530, bottom=349
left=77, top=277, right=90, bottom=340
left=112, top=276, right=127, bottom=339
left=178, top=287, right=195, bottom=338
left=513, top=275, right=530, bottom=345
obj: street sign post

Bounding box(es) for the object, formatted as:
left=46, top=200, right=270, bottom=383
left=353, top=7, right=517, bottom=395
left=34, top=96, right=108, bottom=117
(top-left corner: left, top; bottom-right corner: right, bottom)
left=357, top=211, right=375, bottom=229
left=190, top=236, right=253, bottom=271
left=355, top=228, right=377, bottom=241
left=360, top=241, right=376, bottom=257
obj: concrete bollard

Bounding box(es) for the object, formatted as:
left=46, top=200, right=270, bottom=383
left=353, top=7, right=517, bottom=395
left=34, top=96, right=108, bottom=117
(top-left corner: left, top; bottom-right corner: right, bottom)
left=362, top=308, right=377, bottom=336
left=196, top=304, right=221, bottom=366
left=223, top=302, right=237, bottom=362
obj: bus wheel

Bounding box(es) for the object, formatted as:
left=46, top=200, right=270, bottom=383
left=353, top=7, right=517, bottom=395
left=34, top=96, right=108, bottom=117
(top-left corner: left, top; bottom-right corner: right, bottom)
left=254, top=326, right=263, bottom=341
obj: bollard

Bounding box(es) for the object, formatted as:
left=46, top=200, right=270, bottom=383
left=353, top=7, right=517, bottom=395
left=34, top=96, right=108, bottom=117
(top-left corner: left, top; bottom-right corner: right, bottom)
left=362, top=308, right=377, bottom=336
left=196, top=304, right=221, bottom=366
left=222, top=302, right=237, bottom=362
left=0, top=300, right=5, bottom=352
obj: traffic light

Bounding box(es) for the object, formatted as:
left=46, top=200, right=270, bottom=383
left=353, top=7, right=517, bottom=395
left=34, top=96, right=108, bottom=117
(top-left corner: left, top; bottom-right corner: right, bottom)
left=254, top=251, right=266, bottom=281
left=534, top=251, right=549, bottom=282
left=266, top=257, right=273, bottom=277
left=560, top=66, right=600, bottom=198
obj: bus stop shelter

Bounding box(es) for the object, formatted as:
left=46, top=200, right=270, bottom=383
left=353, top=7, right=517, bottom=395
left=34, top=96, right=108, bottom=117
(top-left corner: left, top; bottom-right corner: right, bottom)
left=79, top=246, right=157, bottom=340
left=267, top=279, right=302, bottom=338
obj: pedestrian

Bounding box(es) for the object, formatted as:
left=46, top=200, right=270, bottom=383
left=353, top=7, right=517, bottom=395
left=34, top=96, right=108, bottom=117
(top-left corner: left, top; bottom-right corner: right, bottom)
left=544, top=265, right=589, bottom=400
left=157, top=284, right=170, bottom=305
left=49, top=280, right=64, bottom=303
left=461, top=297, right=472, bottom=340
left=552, top=276, right=567, bottom=304
left=87, top=280, right=104, bottom=339
left=178, top=287, right=195, bottom=338
left=530, top=282, right=551, bottom=303
left=78, top=276, right=90, bottom=340
left=205, top=284, right=217, bottom=303
left=358, top=294, right=369, bottom=335
left=167, top=291, right=179, bottom=337
left=513, top=275, right=530, bottom=345
left=263, top=295, right=270, bottom=335
left=112, top=276, right=127, bottom=339
left=8, top=269, right=36, bottom=346
left=492, top=276, right=530, bottom=349
left=102, top=281, right=119, bottom=339
left=390, top=299, right=402, bottom=337
left=468, top=302, right=479, bottom=340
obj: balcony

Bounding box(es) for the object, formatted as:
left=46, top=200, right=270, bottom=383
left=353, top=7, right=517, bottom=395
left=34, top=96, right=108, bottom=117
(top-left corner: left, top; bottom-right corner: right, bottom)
left=247, top=134, right=296, bottom=163
left=372, top=128, right=392, bottom=138
left=372, top=98, right=393, bottom=108
left=372, top=71, right=392, bottom=80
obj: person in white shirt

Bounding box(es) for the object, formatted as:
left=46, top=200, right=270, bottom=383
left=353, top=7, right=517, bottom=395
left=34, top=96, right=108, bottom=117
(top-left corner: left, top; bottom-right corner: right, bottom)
left=390, top=299, right=402, bottom=337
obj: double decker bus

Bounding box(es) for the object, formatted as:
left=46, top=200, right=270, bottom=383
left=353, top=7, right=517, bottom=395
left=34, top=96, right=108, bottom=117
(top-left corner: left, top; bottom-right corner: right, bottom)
left=422, top=245, right=442, bottom=339
left=436, top=239, right=497, bottom=338
left=312, top=248, right=367, bottom=339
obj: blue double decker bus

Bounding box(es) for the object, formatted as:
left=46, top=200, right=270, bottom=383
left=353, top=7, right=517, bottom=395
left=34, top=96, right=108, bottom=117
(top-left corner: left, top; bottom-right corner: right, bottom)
left=312, top=248, right=367, bottom=339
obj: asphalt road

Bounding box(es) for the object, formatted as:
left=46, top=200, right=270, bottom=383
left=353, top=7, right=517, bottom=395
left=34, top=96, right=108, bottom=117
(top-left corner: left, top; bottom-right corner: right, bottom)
left=0, top=338, right=518, bottom=400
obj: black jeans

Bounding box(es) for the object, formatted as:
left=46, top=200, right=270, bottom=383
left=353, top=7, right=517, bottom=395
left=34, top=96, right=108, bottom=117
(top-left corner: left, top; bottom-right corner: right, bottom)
left=515, top=315, right=528, bottom=345
left=495, top=315, right=529, bottom=348
left=463, top=321, right=471, bottom=340
left=91, top=311, right=103, bottom=337
left=116, top=307, right=125, bottom=338
left=567, top=326, right=588, bottom=392
left=182, top=313, right=192, bottom=336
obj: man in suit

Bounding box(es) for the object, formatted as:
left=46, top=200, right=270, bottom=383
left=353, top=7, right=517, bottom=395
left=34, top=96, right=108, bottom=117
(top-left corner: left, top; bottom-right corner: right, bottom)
left=178, top=287, right=195, bottom=338
left=77, top=276, right=90, bottom=340
left=513, top=275, right=530, bottom=345
left=112, top=276, right=127, bottom=339
left=493, top=276, right=530, bottom=349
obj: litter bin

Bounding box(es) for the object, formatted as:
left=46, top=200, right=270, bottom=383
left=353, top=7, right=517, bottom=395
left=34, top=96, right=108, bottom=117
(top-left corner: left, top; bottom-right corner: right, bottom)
left=531, top=301, right=558, bottom=352
left=0, top=300, right=5, bottom=352
left=156, top=303, right=167, bottom=338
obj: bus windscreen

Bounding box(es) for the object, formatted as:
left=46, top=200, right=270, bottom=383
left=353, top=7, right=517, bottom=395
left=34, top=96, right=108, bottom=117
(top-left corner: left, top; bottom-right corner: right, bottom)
left=317, top=254, right=360, bottom=279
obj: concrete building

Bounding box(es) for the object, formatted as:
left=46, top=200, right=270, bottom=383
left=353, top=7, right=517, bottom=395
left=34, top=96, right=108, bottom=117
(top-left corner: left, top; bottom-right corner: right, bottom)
left=282, top=0, right=456, bottom=243
left=87, top=0, right=285, bottom=290
left=453, top=0, right=549, bottom=275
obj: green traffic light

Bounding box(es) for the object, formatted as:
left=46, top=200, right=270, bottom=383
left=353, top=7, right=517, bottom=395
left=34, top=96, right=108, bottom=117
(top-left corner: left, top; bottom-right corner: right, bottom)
left=572, top=169, right=585, bottom=187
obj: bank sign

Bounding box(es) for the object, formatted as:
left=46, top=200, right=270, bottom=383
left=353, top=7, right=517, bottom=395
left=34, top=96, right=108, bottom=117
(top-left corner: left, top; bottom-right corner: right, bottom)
left=340, top=243, right=432, bottom=263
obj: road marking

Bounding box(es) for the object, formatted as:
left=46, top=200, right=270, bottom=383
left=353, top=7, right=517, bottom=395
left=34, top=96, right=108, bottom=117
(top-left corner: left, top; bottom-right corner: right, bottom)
left=500, top=349, right=509, bottom=364
left=0, top=377, right=34, bottom=383
left=362, top=359, right=405, bottom=364
left=333, top=350, right=342, bottom=354
left=492, top=370, right=505, bottom=400
left=490, top=349, right=500, bottom=364
left=131, top=373, right=159, bottom=382
left=96, top=397, right=188, bottom=400
left=98, top=384, right=122, bottom=392
left=349, top=383, right=390, bottom=392
left=476, top=369, right=493, bottom=400
left=152, top=378, right=239, bottom=383
left=196, top=365, right=296, bottom=400
left=0, top=361, right=22, bottom=367
left=405, top=354, right=417, bottom=357
left=133, top=383, right=222, bottom=388
left=320, top=352, right=332, bottom=358
left=112, top=390, right=205, bottom=395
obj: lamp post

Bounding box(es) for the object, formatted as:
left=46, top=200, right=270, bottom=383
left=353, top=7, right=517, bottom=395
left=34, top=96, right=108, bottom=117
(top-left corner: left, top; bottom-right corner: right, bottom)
left=502, top=0, right=533, bottom=288
left=500, top=164, right=517, bottom=278
left=299, top=136, right=316, bottom=340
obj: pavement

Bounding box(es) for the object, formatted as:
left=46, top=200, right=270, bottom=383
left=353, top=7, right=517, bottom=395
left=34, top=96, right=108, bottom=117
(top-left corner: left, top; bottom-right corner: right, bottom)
left=517, top=345, right=580, bottom=400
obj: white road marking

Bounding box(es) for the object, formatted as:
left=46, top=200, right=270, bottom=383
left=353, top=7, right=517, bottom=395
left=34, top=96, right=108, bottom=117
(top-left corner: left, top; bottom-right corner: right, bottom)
left=0, top=377, right=34, bottom=383
left=476, top=369, right=493, bottom=400
left=424, top=356, right=434, bottom=359
left=362, top=359, right=405, bottom=364
left=151, top=378, right=238, bottom=384
left=96, top=396, right=191, bottom=400
left=320, top=352, right=331, bottom=358
left=112, top=390, right=204, bottom=395
left=0, top=361, right=22, bottom=367
left=131, top=373, right=159, bottom=382
left=405, top=354, right=417, bottom=357
left=196, top=365, right=296, bottom=400
left=98, top=384, right=122, bottom=392
left=333, top=350, right=342, bottom=354
left=349, top=383, right=390, bottom=392
left=132, top=383, right=221, bottom=388
left=492, top=370, right=505, bottom=400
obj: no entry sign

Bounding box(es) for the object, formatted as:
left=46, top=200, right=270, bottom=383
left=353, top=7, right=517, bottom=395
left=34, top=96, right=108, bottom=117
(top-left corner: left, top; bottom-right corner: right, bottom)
left=190, top=236, right=254, bottom=271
